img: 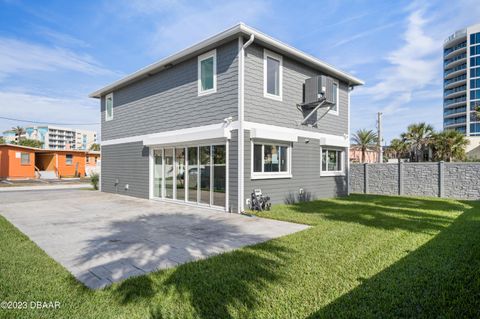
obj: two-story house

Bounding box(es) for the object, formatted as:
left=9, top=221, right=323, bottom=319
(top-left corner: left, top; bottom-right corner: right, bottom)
left=90, top=23, right=364, bottom=213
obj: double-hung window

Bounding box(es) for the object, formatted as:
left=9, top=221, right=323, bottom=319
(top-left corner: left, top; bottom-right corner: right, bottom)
left=252, top=142, right=291, bottom=179
left=198, top=50, right=217, bottom=96
left=105, top=93, right=113, bottom=121
left=329, top=82, right=339, bottom=115
left=264, top=50, right=283, bottom=100
left=321, top=148, right=344, bottom=176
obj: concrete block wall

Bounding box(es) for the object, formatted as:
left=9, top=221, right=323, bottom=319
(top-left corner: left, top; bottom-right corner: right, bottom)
left=367, top=164, right=399, bottom=195
left=443, top=164, right=480, bottom=199
left=350, top=162, right=480, bottom=200
left=403, top=163, right=439, bottom=197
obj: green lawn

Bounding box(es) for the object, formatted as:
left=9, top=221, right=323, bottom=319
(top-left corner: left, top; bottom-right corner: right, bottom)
left=1, top=194, right=479, bottom=318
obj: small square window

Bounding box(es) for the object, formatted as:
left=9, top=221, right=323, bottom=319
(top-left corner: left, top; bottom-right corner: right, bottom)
left=320, top=148, right=344, bottom=176
left=252, top=142, right=291, bottom=179
left=21, top=153, right=30, bottom=165
left=66, top=154, right=73, bottom=165
left=198, top=50, right=217, bottom=96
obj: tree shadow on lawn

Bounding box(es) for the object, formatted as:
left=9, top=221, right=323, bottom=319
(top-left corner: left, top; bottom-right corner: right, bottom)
left=106, top=241, right=292, bottom=319
left=307, top=200, right=480, bottom=318
left=148, top=241, right=292, bottom=319
left=73, top=211, right=294, bottom=317
left=285, top=194, right=467, bottom=234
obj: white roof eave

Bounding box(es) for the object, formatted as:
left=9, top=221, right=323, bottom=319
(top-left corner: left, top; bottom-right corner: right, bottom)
left=89, top=23, right=363, bottom=98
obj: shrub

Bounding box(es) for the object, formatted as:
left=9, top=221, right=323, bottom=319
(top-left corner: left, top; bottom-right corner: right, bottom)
left=90, top=173, right=99, bottom=190
left=284, top=192, right=297, bottom=205
left=284, top=189, right=315, bottom=205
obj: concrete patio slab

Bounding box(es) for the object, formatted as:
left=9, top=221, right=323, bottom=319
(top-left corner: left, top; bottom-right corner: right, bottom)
left=0, top=189, right=308, bottom=289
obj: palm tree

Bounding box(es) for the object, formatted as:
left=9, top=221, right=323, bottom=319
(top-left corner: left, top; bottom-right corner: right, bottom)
left=11, top=126, right=25, bottom=142
left=388, top=138, right=407, bottom=162
left=89, top=143, right=100, bottom=151
left=433, top=130, right=469, bottom=162
left=401, top=123, right=434, bottom=162
left=351, top=129, right=378, bottom=163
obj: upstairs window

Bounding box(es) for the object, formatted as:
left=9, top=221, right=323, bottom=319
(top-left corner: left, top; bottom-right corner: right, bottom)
left=198, top=50, right=217, bottom=95
left=105, top=93, right=113, bottom=121
left=264, top=50, right=283, bottom=100
left=329, top=82, right=339, bottom=115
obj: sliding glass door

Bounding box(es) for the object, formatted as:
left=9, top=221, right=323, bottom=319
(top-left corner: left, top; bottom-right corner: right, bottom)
left=212, top=145, right=226, bottom=207
left=199, top=146, right=211, bottom=205
left=164, top=148, right=174, bottom=199
left=187, top=147, right=198, bottom=203
left=175, top=148, right=186, bottom=201
left=151, top=144, right=226, bottom=209
left=153, top=150, right=163, bottom=197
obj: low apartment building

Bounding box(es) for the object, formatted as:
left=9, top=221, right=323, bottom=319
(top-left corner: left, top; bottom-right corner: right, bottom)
left=24, top=126, right=97, bottom=150
left=90, top=23, right=364, bottom=213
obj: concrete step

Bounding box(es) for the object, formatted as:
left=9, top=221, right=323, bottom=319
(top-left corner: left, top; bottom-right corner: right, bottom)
left=39, top=171, right=57, bottom=180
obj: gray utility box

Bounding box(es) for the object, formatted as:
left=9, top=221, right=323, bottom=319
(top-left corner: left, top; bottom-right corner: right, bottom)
left=304, top=75, right=336, bottom=106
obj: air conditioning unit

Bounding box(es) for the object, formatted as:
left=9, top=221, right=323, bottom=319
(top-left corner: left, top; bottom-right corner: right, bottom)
left=304, top=75, right=336, bottom=106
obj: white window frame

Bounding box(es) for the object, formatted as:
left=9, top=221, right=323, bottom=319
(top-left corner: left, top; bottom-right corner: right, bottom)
left=105, top=93, right=114, bottom=121
left=328, top=81, right=340, bottom=116
left=251, top=141, right=292, bottom=179
left=263, top=49, right=283, bottom=101
left=320, top=147, right=345, bottom=176
left=197, top=49, right=217, bottom=96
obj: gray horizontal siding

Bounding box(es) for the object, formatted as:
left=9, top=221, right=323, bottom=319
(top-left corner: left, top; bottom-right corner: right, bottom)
left=244, top=131, right=347, bottom=206
left=101, top=142, right=149, bottom=198
left=101, top=40, right=239, bottom=141
left=244, top=43, right=348, bottom=136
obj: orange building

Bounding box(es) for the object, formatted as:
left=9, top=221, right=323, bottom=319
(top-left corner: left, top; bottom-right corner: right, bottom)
left=349, top=146, right=379, bottom=163
left=0, top=144, right=100, bottom=180
left=0, top=144, right=37, bottom=179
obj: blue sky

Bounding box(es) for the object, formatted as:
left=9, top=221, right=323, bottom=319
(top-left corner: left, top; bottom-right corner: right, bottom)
left=0, top=0, right=479, bottom=143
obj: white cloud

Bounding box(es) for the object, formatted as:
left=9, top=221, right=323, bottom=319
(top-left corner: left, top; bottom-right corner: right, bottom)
left=115, top=0, right=270, bottom=56
left=348, top=5, right=445, bottom=143
left=355, top=7, right=441, bottom=111
left=35, top=26, right=90, bottom=48
left=0, top=37, right=116, bottom=81
left=331, top=21, right=399, bottom=48
left=0, top=91, right=100, bottom=135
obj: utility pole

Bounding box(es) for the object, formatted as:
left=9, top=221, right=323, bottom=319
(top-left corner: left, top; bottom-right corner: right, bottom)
left=377, top=112, right=383, bottom=163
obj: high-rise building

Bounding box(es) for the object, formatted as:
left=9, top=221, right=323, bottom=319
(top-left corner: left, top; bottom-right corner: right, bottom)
left=3, top=126, right=97, bottom=150
left=443, top=24, right=480, bottom=137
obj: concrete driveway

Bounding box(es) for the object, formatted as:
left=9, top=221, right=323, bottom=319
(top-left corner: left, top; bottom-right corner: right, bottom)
left=0, top=190, right=308, bottom=289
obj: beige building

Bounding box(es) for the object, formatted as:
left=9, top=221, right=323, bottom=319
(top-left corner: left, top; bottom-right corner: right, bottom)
left=3, top=126, right=97, bottom=150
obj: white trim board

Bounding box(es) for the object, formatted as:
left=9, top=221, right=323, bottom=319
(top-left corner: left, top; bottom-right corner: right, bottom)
left=100, top=123, right=232, bottom=146
left=243, top=122, right=349, bottom=147
left=100, top=121, right=349, bottom=148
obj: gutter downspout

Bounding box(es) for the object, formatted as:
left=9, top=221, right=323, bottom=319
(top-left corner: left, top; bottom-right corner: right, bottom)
left=238, top=33, right=254, bottom=213
left=347, top=85, right=353, bottom=195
